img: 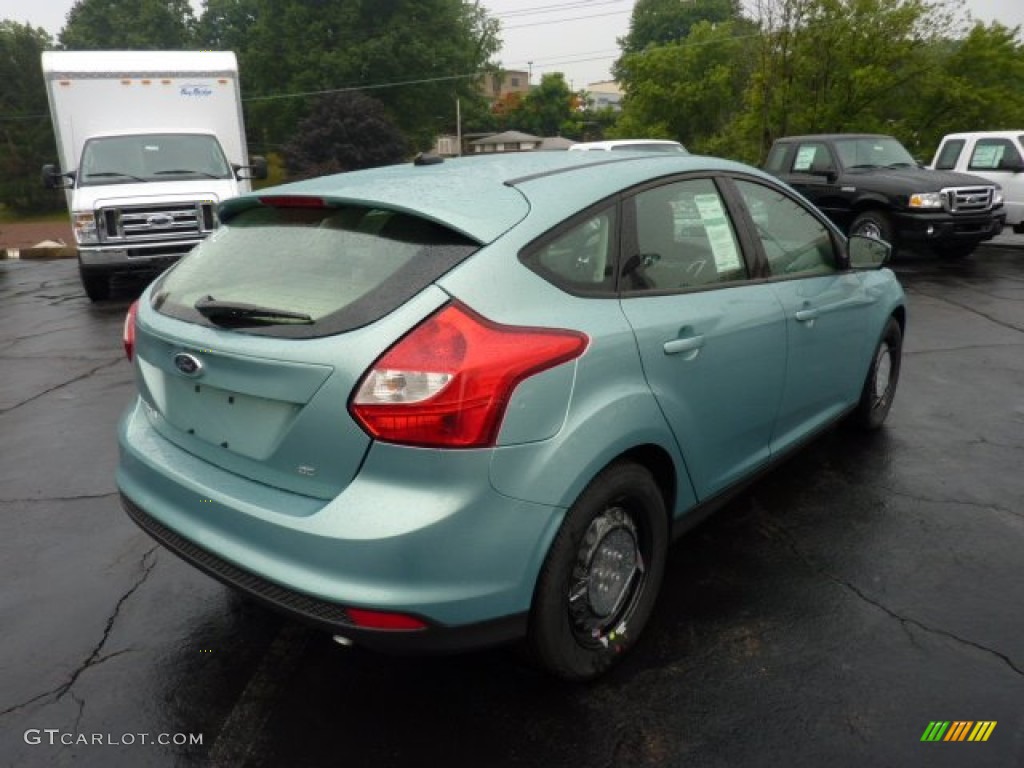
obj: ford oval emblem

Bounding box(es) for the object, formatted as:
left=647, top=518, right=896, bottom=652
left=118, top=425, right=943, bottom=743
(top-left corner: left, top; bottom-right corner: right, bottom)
left=174, top=352, right=203, bottom=377
left=147, top=213, right=174, bottom=228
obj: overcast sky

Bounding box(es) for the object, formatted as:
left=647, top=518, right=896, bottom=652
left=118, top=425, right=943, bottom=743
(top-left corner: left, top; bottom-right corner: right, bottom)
left=2, top=0, right=1023, bottom=88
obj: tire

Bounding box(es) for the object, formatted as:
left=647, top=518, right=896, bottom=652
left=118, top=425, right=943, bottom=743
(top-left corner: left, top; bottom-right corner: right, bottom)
left=79, top=267, right=111, bottom=302
left=527, top=461, right=668, bottom=681
left=849, top=210, right=894, bottom=244
left=852, top=317, right=902, bottom=430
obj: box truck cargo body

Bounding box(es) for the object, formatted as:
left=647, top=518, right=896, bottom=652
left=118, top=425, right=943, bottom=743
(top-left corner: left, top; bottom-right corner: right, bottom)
left=42, top=51, right=265, bottom=300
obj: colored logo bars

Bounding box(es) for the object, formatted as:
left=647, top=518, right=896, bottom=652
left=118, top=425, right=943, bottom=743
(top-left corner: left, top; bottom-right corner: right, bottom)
left=921, top=721, right=997, bottom=742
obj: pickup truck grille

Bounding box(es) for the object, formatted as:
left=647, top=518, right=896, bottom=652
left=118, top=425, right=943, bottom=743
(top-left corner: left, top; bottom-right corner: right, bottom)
left=99, top=202, right=218, bottom=244
left=943, top=186, right=994, bottom=213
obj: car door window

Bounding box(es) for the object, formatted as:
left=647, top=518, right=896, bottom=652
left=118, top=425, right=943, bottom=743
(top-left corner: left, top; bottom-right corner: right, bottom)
left=968, top=139, right=1020, bottom=170
left=791, top=143, right=834, bottom=174
left=734, top=179, right=838, bottom=277
left=625, top=178, right=746, bottom=292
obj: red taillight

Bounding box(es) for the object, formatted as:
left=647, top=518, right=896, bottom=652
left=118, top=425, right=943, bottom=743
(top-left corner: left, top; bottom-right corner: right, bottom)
left=123, top=300, right=138, bottom=361
left=350, top=302, right=588, bottom=448
left=347, top=608, right=428, bottom=631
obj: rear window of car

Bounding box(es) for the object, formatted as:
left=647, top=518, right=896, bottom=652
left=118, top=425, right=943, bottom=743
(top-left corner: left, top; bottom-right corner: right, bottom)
left=150, top=204, right=479, bottom=338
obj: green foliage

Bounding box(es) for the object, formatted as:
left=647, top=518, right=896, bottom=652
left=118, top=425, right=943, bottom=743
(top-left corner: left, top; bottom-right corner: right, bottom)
left=0, top=21, right=62, bottom=213
left=213, top=0, right=501, bottom=155
left=60, top=0, right=197, bottom=49
left=501, top=73, right=578, bottom=137
left=906, top=22, right=1024, bottom=156
left=281, top=91, right=409, bottom=178
left=618, top=0, right=742, bottom=57
left=612, top=21, right=755, bottom=149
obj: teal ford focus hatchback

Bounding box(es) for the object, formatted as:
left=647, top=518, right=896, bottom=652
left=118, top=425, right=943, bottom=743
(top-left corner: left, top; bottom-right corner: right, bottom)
left=117, top=151, right=905, bottom=680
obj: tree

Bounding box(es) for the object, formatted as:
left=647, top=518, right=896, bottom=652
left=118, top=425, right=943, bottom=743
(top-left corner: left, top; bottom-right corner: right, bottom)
left=612, top=20, right=754, bottom=150
left=907, top=22, right=1024, bottom=155
left=216, top=0, right=500, bottom=154
left=504, top=72, right=579, bottom=137
left=281, top=91, right=408, bottom=178
left=59, top=0, right=197, bottom=49
left=0, top=22, right=61, bottom=213
left=618, top=0, right=742, bottom=56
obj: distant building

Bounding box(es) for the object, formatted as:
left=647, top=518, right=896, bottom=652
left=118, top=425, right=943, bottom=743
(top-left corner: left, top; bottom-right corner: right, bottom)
left=481, top=70, right=531, bottom=101
left=469, top=130, right=541, bottom=154
left=586, top=80, right=623, bottom=111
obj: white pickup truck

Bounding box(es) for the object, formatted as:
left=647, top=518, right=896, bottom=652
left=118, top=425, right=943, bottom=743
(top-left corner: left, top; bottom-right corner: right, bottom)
left=931, top=131, right=1024, bottom=233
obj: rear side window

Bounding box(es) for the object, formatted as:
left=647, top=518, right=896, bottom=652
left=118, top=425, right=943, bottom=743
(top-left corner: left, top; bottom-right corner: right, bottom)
left=151, top=204, right=478, bottom=338
left=933, top=139, right=964, bottom=170
left=521, top=205, right=618, bottom=295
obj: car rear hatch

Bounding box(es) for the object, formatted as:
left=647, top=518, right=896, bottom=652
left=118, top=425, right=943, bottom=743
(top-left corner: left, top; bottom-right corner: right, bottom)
left=131, top=199, right=486, bottom=500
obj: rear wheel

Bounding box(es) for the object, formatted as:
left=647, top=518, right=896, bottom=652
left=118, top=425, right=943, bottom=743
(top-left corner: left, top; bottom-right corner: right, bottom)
left=527, top=461, right=668, bottom=681
left=79, top=267, right=111, bottom=302
left=853, top=317, right=902, bottom=430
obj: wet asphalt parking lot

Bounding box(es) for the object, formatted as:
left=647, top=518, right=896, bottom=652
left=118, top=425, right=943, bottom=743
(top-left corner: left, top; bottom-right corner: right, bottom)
left=1, top=244, right=1022, bottom=767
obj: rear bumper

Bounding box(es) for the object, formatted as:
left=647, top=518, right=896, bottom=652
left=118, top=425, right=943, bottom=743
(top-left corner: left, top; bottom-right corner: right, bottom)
left=116, top=399, right=563, bottom=650
left=893, top=210, right=1005, bottom=243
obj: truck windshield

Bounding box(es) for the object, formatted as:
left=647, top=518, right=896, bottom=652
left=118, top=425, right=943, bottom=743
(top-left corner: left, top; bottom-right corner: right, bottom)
left=78, top=134, right=232, bottom=186
left=833, top=137, right=917, bottom=170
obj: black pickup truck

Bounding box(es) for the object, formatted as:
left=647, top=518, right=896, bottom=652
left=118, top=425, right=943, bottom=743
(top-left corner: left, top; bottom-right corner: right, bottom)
left=764, top=133, right=1005, bottom=258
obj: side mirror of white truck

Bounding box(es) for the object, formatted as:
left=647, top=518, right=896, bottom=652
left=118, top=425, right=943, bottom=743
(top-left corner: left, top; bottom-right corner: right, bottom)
left=41, top=164, right=73, bottom=190
left=234, top=156, right=268, bottom=181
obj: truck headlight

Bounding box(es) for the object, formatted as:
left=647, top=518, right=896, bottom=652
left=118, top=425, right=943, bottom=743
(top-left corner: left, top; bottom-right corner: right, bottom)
left=993, top=188, right=1004, bottom=206
left=908, top=192, right=944, bottom=209
left=72, top=212, right=99, bottom=244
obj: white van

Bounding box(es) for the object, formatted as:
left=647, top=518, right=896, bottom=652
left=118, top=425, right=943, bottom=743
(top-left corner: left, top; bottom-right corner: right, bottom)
left=931, top=131, right=1024, bottom=232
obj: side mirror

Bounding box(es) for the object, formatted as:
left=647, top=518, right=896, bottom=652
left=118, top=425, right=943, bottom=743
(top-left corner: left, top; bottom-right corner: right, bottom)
left=42, top=163, right=72, bottom=189
left=849, top=234, right=892, bottom=269
left=234, top=156, right=268, bottom=180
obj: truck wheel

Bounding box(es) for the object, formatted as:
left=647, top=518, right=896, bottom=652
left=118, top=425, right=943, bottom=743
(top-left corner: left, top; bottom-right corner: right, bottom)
left=852, top=317, right=902, bottom=431
left=527, top=461, right=668, bottom=681
left=79, top=268, right=111, bottom=301
left=850, top=211, right=893, bottom=244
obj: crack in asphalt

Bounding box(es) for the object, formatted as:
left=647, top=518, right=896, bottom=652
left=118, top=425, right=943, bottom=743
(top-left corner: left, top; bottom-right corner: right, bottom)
left=0, top=358, right=122, bottom=416
left=906, top=286, right=1024, bottom=335
left=879, top=485, right=1024, bottom=522
left=0, top=546, right=158, bottom=719
left=902, top=341, right=1024, bottom=357
left=0, top=492, right=119, bottom=504
left=755, top=508, right=1024, bottom=679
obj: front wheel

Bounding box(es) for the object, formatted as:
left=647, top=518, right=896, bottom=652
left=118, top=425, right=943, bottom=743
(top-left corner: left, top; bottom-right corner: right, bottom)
left=852, top=317, right=902, bottom=430
left=850, top=210, right=894, bottom=244
left=527, top=462, right=668, bottom=681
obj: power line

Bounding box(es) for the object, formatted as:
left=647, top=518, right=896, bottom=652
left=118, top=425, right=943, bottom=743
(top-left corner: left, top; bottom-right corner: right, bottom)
left=492, top=0, right=630, bottom=20
left=503, top=8, right=633, bottom=30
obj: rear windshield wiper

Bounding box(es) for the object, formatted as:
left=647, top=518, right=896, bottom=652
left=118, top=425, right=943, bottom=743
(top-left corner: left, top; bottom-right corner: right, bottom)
left=194, top=295, right=314, bottom=325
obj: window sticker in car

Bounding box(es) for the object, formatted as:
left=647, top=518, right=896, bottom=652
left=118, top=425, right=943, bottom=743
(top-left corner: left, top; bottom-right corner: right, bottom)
left=793, top=146, right=816, bottom=172
left=693, top=194, right=741, bottom=271
left=970, top=143, right=1005, bottom=170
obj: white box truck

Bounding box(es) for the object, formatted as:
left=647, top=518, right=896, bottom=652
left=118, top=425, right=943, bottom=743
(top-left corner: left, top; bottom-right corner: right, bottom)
left=41, top=50, right=266, bottom=300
